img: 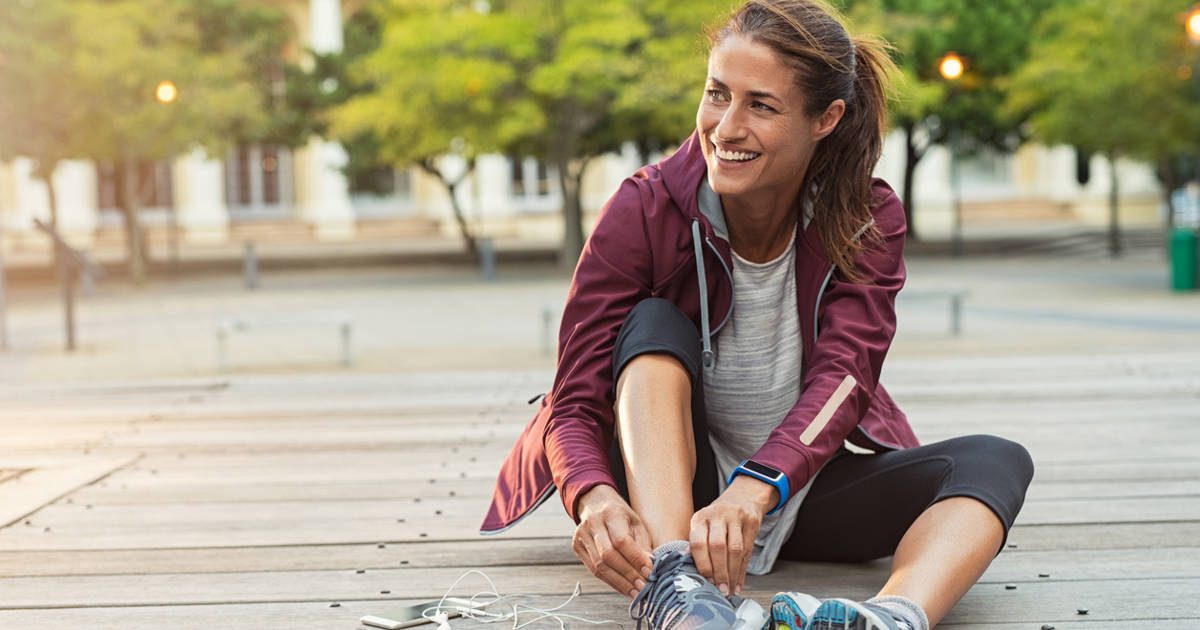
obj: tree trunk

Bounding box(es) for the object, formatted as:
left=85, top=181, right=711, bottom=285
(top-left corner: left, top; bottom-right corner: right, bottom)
left=419, top=159, right=478, bottom=260
left=556, top=155, right=589, bottom=270
left=120, top=158, right=148, bottom=283
left=1107, top=153, right=1121, bottom=258
left=902, top=122, right=923, bottom=240
left=36, top=168, right=61, bottom=271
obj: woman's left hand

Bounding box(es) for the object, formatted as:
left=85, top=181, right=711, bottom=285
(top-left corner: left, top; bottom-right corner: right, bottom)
left=688, top=476, right=777, bottom=596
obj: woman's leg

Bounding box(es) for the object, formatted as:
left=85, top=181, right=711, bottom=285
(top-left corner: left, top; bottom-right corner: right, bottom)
left=876, top=496, right=1004, bottom=626
left=608, top=298, right=719, bottom=547
left=614, top=353, right=696, bottom=546
left=780, top=434, right=1034, bottom=628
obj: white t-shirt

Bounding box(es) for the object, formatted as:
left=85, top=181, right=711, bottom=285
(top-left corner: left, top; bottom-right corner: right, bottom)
left=702, top=229, right=817, bottom=575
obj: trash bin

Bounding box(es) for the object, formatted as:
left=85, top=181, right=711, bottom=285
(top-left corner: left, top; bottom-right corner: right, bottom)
left=1170, top=228, right=1198, bottom=291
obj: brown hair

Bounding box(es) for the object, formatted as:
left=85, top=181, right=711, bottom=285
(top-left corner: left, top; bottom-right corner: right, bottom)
left=709, top=0, right=896, bottom=282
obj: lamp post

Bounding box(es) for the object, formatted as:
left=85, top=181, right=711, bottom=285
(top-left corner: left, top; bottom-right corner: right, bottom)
left=156, top=80, right=181, bottom=272
left=939, top=52, right=965, bottom=257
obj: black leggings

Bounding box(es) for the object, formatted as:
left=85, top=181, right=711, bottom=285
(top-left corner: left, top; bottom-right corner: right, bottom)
left=607, top=298, right=1035, bottom=561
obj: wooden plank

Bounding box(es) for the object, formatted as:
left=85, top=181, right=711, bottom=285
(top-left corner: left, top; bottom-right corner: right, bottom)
left=0, top=547, right=1195, bottom=609
left=1007, top=521, right=1200, bottom=551
left=0, top=577, right=1196, bottom=628
left=0, top=457, right=134, bottom=528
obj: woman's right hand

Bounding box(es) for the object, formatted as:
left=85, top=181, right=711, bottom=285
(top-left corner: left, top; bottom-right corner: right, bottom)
left=572, top=484, right=654, bottom=598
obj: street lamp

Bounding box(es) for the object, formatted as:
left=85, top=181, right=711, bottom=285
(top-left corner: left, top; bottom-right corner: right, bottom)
left=155, top=80, right=178, bottom=104
left=1187, top=4, right=1200, bottom=44
left=939, top=52, right=965, bottom=257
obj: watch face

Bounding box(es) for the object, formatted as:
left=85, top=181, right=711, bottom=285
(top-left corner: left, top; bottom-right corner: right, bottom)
left=742, top=460, right=782, bottom=480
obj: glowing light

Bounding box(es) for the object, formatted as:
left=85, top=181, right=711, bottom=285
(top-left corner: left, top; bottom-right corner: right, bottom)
left=1188, top=5, right=1200, bottom=44
left=939, top=52, right=964, bottom=81
left=155, top=80, right=178, bottom=104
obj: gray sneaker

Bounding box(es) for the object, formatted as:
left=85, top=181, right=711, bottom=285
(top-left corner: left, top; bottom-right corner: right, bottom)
left=630, top=546, right=766, bottom=630
left=807, top=598, right=913, bottom=630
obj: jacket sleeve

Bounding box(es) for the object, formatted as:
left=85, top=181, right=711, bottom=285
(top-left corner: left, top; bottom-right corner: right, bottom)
left=543, top=177, right=655, bottom=523
left=750, top=184, right=907, bottom=496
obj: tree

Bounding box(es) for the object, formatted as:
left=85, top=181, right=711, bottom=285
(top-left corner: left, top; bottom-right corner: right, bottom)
left=68, top=0, right=287, bottom=282
left=330, top=0, right=534, bottom=259
left=843, top=0, right=1061, bottom=238
left=0, top=0, right=88, bottom=268
left=335, top=0, right=725, bottom=267
left=1006, top=0, right=1200, bottom=257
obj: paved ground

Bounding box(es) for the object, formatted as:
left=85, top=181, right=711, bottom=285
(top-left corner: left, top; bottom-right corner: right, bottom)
left=0, top=245, right=1197, bottom=628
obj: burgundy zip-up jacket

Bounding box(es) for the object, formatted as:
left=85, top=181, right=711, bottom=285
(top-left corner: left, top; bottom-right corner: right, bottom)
left=481, top=131, right=920, bottom=535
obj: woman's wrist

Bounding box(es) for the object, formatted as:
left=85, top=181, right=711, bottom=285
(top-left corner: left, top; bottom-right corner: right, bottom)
left=726, top=474, right=779, bottom=515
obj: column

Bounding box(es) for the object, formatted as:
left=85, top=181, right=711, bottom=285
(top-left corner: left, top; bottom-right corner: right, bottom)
left=173, top=148, right=230, bottom=243
left=296, top=0, right=356, bottom=240
left=52, top=160, right=99, bottom=248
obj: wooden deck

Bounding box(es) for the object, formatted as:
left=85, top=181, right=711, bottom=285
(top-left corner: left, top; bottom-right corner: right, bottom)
left=0, top=353, right=1197, bottom=629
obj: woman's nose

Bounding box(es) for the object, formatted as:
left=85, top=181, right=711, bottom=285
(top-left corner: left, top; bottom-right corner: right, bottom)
left=714, top=105, right=746, bottom=141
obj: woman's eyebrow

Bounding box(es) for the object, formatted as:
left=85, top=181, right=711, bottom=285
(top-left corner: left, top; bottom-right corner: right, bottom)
left=707, top=77, right=781, bottom=103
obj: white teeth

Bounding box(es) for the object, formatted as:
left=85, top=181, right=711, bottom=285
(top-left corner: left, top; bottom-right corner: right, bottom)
left=714, top=144, right=760, bottom=162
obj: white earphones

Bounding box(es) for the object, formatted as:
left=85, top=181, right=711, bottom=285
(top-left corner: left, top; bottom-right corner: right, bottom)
left=418, top=569, right=621, bottom=629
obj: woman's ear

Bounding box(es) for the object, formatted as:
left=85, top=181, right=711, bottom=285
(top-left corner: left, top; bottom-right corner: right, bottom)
left=812, top=99, right=846, bottom=141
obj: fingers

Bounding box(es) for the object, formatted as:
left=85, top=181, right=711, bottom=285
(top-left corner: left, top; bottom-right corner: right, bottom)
left=691, top=505, right=759, bottom=596
left=707, top=520, right=730, bottom=595
left=609, top=519, right=652, bottom=580
left=573, top=521, right=648, bottom=599
left=728, top=523, right=746, bottom=595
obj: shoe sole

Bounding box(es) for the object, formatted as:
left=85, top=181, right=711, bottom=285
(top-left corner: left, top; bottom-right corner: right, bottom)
left=769, top=592, right=821, bottom=630
left=809, top=598, right=893, bottom=630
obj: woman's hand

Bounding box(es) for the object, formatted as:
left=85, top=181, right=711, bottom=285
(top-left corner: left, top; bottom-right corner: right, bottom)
left=572, top=484, right=653, bottom=598
left=688, top=476, right=776, bottom=596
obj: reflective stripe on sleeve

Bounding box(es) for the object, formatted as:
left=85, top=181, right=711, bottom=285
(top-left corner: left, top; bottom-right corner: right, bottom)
left=798, top=374, right=858, bottom=446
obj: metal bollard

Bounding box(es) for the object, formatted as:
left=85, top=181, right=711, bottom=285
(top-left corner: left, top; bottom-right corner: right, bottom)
left=479, top=237, right=495, bottom=281
left=243, top=241, right=259, bottom=290
left=542, top=306, right=553, bottom=356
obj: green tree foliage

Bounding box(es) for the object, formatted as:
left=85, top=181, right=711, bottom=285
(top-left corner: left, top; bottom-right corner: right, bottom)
left=843, top=0, right=1060, bottom=237
left=1006, top=0, right=1200, bottom=256
left=0, top=0, right=87, bottom=235
left=334, top=0, right=725, bottom=267
left=0, top=0, right=291, bottom=281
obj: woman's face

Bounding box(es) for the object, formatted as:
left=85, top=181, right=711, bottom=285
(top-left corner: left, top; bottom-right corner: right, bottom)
left=697, top=35, right=843, bottom=205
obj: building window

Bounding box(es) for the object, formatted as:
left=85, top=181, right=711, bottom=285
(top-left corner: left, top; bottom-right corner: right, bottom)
left=95, top=160, right=174, bottom=210
left=226, top=143, right=293, bottom=217
left=510, top=156, right=553, bottom=199
left=349, top=165, right=415, bottom=217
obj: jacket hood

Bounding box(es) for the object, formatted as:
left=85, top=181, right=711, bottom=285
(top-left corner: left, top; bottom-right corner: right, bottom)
left=657, top=130, right=710, bottom=224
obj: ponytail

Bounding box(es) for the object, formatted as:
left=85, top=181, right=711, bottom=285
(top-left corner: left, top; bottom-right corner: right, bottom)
left=805, top=35, right=896, bottom=282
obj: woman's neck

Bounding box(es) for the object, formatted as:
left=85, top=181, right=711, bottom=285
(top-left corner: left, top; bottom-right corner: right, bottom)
left=722, top=192, right=801, bottom=263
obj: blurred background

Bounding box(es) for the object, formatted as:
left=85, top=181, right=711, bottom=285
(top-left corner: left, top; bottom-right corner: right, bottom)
left=0, top=0, right=1199, bottom=379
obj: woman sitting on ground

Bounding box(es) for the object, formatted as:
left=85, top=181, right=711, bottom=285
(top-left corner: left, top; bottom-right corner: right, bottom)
left=482, top=1, right=1034, bottom=628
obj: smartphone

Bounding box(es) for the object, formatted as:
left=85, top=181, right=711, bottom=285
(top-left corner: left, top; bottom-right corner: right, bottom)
left=360, top=597, right=483, bottom=629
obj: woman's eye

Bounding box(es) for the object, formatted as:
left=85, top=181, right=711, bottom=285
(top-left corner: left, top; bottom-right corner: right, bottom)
left=751, top=101, right=775, bottom=112
left=705, top=89, right=727, bottom=103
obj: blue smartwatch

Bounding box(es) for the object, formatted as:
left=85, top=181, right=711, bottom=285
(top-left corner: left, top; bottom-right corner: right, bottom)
left=727, top=459, right=789, bottom=515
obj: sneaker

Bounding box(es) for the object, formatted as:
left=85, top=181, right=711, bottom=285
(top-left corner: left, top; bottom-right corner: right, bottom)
left=766, top=591, right=820, bottom=630
left=807, top=598, right=913, bottom=630
left=630, top=546, right=767, bottom=629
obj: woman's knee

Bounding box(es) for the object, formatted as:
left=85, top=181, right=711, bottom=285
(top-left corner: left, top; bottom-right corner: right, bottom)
left=613, top=298, right=703, bottom=386
left=951, top=434, right=1034, bottom=485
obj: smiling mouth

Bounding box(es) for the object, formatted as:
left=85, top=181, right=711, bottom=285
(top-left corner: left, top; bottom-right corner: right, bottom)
left=713, top=143, right=761, bottom=162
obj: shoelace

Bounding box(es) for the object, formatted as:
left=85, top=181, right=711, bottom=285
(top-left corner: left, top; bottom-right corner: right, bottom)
left=629, top=552, right=692, bottom=630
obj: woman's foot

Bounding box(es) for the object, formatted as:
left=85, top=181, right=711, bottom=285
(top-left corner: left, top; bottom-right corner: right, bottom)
left=630, top=541, right=766, bottom=629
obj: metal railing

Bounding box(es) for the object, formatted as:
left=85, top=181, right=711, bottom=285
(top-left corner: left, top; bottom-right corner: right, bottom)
left=33, top=219, right=105, bottom=351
